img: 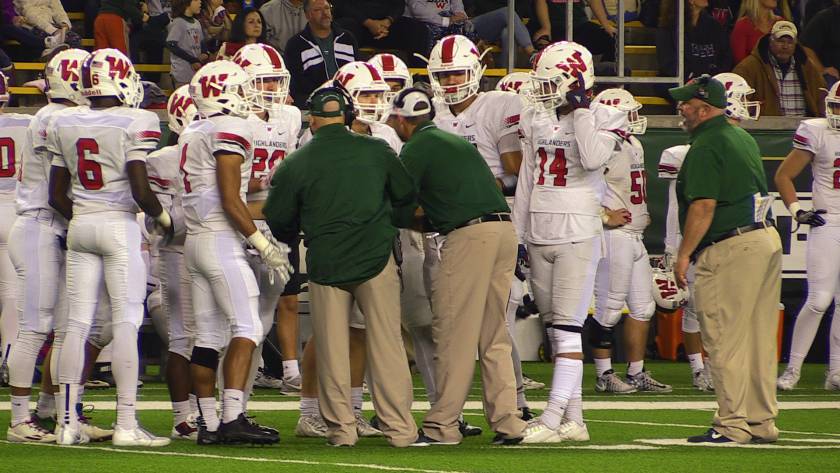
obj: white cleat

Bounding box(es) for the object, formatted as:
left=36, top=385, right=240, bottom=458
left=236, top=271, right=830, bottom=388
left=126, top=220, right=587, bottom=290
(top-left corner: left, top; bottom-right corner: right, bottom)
left=254, top=369, right=284, bottom=389
left=777, top=367, right=800, bottom=391
left=824, top=371, right=840, bottom=391
left=56, top=424, right=90, bottom=445
left=521, top=419, right=562, bottom=444
left=692, top=369, right=714, bottom=392
left=112, top=425, right=171, bottom=447
left=295, top=415, right=328, bottom=438
left=6, top=419, right=57, bottom=443
left=595, top=370, right=637, bottom=394
left=555, top=421, right=589, bottom=442
left=79, top=420, right=114, bottom=442
left=279, top=375, right=302, bottom=395
left=171, top=419, right=198, bottom=440
left=355, top=412, right=383, bottom=437
left=522, top=376, right=545, bottom=390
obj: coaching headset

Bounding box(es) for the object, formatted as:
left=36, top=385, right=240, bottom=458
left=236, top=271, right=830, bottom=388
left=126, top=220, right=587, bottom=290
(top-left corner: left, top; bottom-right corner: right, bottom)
left=390, top=86, right=435, bottom=121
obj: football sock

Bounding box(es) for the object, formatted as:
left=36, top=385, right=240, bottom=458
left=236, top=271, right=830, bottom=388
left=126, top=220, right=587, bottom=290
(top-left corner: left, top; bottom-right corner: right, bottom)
left=189, top=394, right=199, bottom=417
left=10, top=395, right=30, bottom=426
left=351, top=387, right=363, bottom=414
left=172, top=400, right=190, bottom=425
left=198, top=397, right=219, bottom=431
left=543, top=357, right=581, bottom=429
left=58, top=383, right=80, bottom=429
left=594, top=357, right=612, bottom=377
left=36, top=390, right=56, bottom=419
left=563, top=382, right=584, bottom=425
left=222, top=389, right=244, bottom=423
left=627, top=360, right=644, bottom=377
left=282, top=360, right=300, bottom=381
left=788, top=304, right=825, bottom=371
left=830, top=314, right=840, bottom=373
left=410, top=325, right=437, bottom=405
left=300, top=396, right=319, bottom=417
left=687, top=353, right=704, bottom=373
left=112, top=323, right=139, bottom=430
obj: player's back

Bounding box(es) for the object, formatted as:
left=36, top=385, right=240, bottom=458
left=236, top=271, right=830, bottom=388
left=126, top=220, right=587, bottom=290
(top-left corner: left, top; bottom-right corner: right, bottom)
left=793, top=118, right=840, bottom=215
left=179, top=114, right=253, bottom=234
left=0, top=113, right=33, bottom=202
left=48, top=106, right=160, bottom=215
left=17, top=103, right=68, bottom=215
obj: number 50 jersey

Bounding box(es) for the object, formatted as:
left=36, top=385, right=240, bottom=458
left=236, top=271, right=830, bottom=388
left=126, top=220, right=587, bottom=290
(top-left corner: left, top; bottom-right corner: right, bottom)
left=47, top=106, right=161, bottom=215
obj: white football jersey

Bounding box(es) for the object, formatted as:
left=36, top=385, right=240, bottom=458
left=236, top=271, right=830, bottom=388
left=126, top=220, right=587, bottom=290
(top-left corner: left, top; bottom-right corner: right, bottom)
left=48, top=106, right=161, bottom=215
left=179, top=115, right=253, bottom=234
left=247, top=105, right=301, bottom=202
left=298, top=122, right=401, bottom=152
left=513, top=104, right=627, bottom=244
left=603, top=136, right=650, bottom=234
left=433, top=91, right=521, bottom=178
left=17, top=103, right=68, bottom=215
left=793, top=118, right=840, bottom=214
left=658, top=144, right=689, bottom=254
left=0, top=113, right=33, bottom=202
left=147, top=145, right=187, bottom=246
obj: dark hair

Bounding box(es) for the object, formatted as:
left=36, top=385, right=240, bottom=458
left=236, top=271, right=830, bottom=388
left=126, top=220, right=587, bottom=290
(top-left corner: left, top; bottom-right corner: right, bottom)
left=230, top=8, right=267, bottom=43
left=171, top=0, right=194, bottom=19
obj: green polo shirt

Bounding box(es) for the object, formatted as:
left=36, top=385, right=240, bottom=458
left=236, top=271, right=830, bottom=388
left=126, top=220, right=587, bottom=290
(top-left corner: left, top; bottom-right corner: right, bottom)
left=396, top=121, right=509, bottom=234
left=676, top=115, right=769, bottom=246
left=264, top=123, right=416, bottom=286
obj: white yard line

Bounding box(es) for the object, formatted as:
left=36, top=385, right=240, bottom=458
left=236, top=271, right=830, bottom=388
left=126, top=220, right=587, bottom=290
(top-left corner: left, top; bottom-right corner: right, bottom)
left=0, top=440, right=467, bottom=473
left=586, top=418, right=840, bottom=438
left=637, top=439, right=840, bottom=449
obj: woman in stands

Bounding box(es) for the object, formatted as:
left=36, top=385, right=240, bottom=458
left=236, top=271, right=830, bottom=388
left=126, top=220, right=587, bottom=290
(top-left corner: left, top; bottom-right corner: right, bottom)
left=215, top=7, right=266, bottom=61
left=656, top=0, right=733, bottom=82
left=730, top=0, right=782, bottom=65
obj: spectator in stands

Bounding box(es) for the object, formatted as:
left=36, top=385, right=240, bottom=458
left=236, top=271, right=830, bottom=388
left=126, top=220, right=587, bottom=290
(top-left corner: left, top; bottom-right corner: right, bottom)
left=0, top=0, right=67, bottom=59
left=801, top=3, right=840, bottom=86
left=730, top=0, right=781, bottom=64
left=200, top=0, right=231, bottom=53
left=733, top=20, right=825, bottom=116
left=404, top=1, right=534, bottom=68
left=709, top=0, right=741, bottom=31
left=132, top=0, right=170, bottom=80
left=657, top=0, right=733, bottom=80
left=284, top=0, right=357, bottom=107
left=802, top=0, right=837, bottom=27
left=527, top=0, right=617, bottom=63
left=260, top=0, right=306, bottom=54
left=216, top=7, right=267, bottom=60
left=332, top=1, right=429, bottom=68
left=167, top=0, right=207, bottom=88
left=12, top=0, right=81, bottom=49
left=95, top=0, right=150, bottom=54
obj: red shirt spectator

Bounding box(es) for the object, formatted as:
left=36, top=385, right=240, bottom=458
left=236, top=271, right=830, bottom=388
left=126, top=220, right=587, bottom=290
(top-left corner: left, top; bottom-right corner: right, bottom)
left=730, top=0, right=781, bottom=65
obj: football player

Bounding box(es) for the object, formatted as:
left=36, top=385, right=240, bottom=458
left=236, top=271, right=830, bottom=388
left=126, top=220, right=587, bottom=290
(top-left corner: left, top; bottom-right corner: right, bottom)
left=369, top=53, right=413, bottom=104
left=775, top=80, right=840, bottom=391
left=0, top=72, right=17, bottom=389
left=589, top=88, right=671, bottom=394
left=180, top=60, right=290, bottom=445
left=515, top=41, right=628, bottom=443
left=47, top=48, right=171, bottom=446
left=146, top=85, right=200, bottom=439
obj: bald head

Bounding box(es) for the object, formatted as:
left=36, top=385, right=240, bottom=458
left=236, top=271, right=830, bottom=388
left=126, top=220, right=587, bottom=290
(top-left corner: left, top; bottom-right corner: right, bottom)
left=310, top=99, right=345, bottom=131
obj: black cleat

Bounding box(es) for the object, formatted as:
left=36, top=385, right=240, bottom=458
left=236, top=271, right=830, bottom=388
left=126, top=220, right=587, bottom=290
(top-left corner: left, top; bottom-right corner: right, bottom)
left=246, top=416, right=278, bottom=436
left=196, top=424, right=221, bottom=445
left=459, top=419, right=482, bottom=437
left=219, top=414, right=280, bottom=445
left=491, top=433, right=524, bottom=445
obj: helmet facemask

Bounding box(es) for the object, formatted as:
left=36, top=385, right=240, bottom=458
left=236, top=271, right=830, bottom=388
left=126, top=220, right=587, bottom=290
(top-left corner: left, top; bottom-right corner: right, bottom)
left=828, top=97, right=840, bottom=130
left=429, top=65, right=484, bottom=105
left=244, top=71, right=290, bottom=113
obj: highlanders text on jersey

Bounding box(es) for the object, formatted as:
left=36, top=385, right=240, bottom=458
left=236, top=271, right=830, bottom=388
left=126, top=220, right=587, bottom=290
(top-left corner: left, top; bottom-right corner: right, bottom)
left=793, top=119, right=840, bottom=215
left=248, top=105, right=301, bottom=202
left=179, top=115, right=253, bottom=234
left=603, top=136, right=650, bottom=234
left=47, top=106, right=160, bottom=215
left=0, top=113, right=32, bottom=201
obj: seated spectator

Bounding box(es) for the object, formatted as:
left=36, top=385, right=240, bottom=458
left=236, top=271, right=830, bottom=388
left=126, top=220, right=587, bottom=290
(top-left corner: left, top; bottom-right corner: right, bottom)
left=656, top=0, right=733, bottom=80
left=285, top=0, right=357, bottom=107
left=216, top=7, right=267, bottom=60
left=801, top=3, right=840, bottom=86
left=167, top=0, right=207, bottom=88
left=708, top=0, right=740, bottom=31
left=733, top=20, right=826, bottom=116
left=527, top=0, right=617, bottom=62
left=13, top=0, right=81, bottom=49
left=95, top=0, right=150, bottom=55
left=405, top=0, right=535, bottom=67
left=260, top=0, right=307, bottom=54
left=332, top=0, right=429, bottom=68
left=730, top=0, right=781, bottom=65
left=201, top=0, right=232, bottom=54
left=0, top=0, right=67, bottom=59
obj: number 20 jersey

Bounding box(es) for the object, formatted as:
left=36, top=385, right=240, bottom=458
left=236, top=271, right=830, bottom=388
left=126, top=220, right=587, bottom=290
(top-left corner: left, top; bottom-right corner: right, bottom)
left=47, top=106, right=161, bottom=215
left=792, top=118, right=840, bottom=215
left=247, top=105, right=301, bottom=202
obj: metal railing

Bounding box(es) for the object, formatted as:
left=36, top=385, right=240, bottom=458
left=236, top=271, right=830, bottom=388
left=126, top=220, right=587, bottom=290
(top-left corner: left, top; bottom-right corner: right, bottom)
left=504, top=0, right=684, bottom=86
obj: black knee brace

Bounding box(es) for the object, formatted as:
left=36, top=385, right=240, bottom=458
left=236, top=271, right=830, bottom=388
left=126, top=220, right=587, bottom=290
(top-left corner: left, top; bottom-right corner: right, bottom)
left=190, top=346, right=219, bottom=371
left=587, top=318, right=614, bottom=349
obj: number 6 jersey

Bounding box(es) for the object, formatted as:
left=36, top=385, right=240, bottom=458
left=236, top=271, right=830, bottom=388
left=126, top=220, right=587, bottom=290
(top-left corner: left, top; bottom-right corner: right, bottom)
left=513, top=103, right=628, bottom=244
left=47, top=106, right=161, bottom=215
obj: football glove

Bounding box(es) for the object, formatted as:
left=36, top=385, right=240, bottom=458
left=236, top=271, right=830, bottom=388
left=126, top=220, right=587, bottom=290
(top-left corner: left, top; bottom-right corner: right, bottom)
left=247, top=230, right=293, bottom=287
left=565, top=72, right=591, bottom=110
left=795, top=208, right=826, bottom=227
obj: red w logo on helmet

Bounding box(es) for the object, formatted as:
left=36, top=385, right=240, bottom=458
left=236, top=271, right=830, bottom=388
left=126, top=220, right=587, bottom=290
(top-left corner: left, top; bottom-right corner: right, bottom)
left=335, top=72, right=355, bottom=86
left=105, top=56, right=131, bottom=80
left=59, top=59, right=80, bottom=82
left=197, top=73, right=229, bottom=98
left=656, top=278, right=678, bottom=299
left=169, top=94, right=194, bottom=116
left=555, top=51, right=588, bottom=75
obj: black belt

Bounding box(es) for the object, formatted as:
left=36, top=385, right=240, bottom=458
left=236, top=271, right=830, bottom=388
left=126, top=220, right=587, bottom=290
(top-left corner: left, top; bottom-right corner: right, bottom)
left=691, top=220, right=775, bottom=262
left=450, top=213, right=511, bottom=233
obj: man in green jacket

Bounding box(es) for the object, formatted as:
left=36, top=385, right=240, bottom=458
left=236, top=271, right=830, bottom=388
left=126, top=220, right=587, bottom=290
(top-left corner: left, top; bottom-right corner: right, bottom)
left=670, top=75, right=782, bottom=444
left=389, top=88, right=526, bottom=446
left=263, top=86, right=422, bottom=448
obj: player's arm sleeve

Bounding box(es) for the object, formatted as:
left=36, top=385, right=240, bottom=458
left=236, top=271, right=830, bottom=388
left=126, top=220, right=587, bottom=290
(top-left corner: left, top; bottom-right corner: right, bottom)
left=682, top=145, right=722, bottom=202
left=385, top=146, right=418, bottom=228
left=264, top=159, right=301, bottom=244
left=792, top=121, right=819, bottom=154
left=658, top=146, right=683, bottom=180
left=211, top=121, right=252, bottom=158
left=496, top=94, right=523, bottom=155
left=574, top=106, right=628, bottom=171
left=128, top=112, right=162, bottom=160
left=511, top=118, right=535, bottom=243
left=46, top=127, right=67, bottom=168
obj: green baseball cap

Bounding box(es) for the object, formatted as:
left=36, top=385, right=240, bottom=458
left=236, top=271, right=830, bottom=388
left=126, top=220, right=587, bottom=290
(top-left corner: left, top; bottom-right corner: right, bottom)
left=307, top=84, right=351, bottom=118
left=668, top=75, right=727, bottom=108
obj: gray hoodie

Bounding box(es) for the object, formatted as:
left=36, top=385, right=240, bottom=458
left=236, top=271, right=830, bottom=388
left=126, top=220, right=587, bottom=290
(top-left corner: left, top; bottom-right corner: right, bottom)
left=404, top=0, right=465, bottom=26
left=260, top=0, right=308, bottom=54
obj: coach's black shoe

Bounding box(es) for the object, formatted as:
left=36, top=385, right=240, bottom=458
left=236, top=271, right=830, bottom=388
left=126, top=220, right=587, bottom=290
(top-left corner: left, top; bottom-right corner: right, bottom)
left=369, top=414, right=381, bottom=431
left=416, top=430, right=460, bottom=446
left=519, top=407, right=535, bottom=421
left=491, top=433, right=524, bottom=445
left=459, top=419, right=482, bottom=437
left=220, top=414, right=279, bottom=445
left=196, top=423, right=221, bottom=445
left=687, top=428, right=735, bottom=444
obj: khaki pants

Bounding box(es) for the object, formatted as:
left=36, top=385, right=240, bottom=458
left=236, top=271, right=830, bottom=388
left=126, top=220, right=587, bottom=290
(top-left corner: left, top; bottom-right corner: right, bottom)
left=309, top=256, right=417, bottom=447
left=422, top=221, right=526, bottom=443
left=694, top=227, right=782, bottom=443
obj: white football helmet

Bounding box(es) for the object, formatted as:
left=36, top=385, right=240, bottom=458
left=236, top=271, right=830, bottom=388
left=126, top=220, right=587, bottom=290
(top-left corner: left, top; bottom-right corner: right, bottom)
left=530, top=41, right=594, bottom=112
left=166, top=85, right=198, bottom=135
left=427, top=35, right=486, bottom=104
left=825, top=81, right=840, bottom=130
left=496, top=71, right=530, bottom=93
left=650, top=255, right=690, bottom=311
left=0, top=72, right=8, bottom=107
left=334, top=61, right=391, bottom=123
left=232, top=43, right=290, bottom=113
left=713, top=72, right=760, bottom=121
left=80, top=48, right=143, bottom=107
left=189, top=60, right=251, bottom=118
left=594, top=88, right=647, bottom=134
left=368, top=53, right=412, bottom=103
left=45, top=48, right=90, bottom=105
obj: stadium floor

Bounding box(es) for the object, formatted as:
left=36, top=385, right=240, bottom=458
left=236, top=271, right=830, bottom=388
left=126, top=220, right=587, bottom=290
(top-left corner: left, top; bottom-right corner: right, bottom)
left=2, top=361, right=839, bottom=472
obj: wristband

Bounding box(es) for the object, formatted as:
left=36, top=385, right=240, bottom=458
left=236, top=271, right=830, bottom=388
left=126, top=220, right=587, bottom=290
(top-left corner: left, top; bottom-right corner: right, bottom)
left=788, top=201, right=801, bottom=216
left=155, top=209, right=171, bottom=228
left=247, top=230, right=270, bottom=253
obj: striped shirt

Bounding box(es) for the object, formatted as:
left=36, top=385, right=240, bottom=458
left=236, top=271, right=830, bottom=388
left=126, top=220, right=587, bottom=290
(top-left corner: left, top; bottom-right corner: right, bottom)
left=770, top=55, right=806, bottom=117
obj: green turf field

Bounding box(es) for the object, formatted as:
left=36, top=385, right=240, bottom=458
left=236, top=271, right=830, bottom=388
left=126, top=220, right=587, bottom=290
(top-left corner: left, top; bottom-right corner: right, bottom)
left=2, top=361, right=839, bottom=473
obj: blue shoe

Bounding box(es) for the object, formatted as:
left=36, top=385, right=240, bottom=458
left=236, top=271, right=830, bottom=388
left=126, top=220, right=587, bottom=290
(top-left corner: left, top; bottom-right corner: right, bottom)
left=687, top=428, right=735, bottom=443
